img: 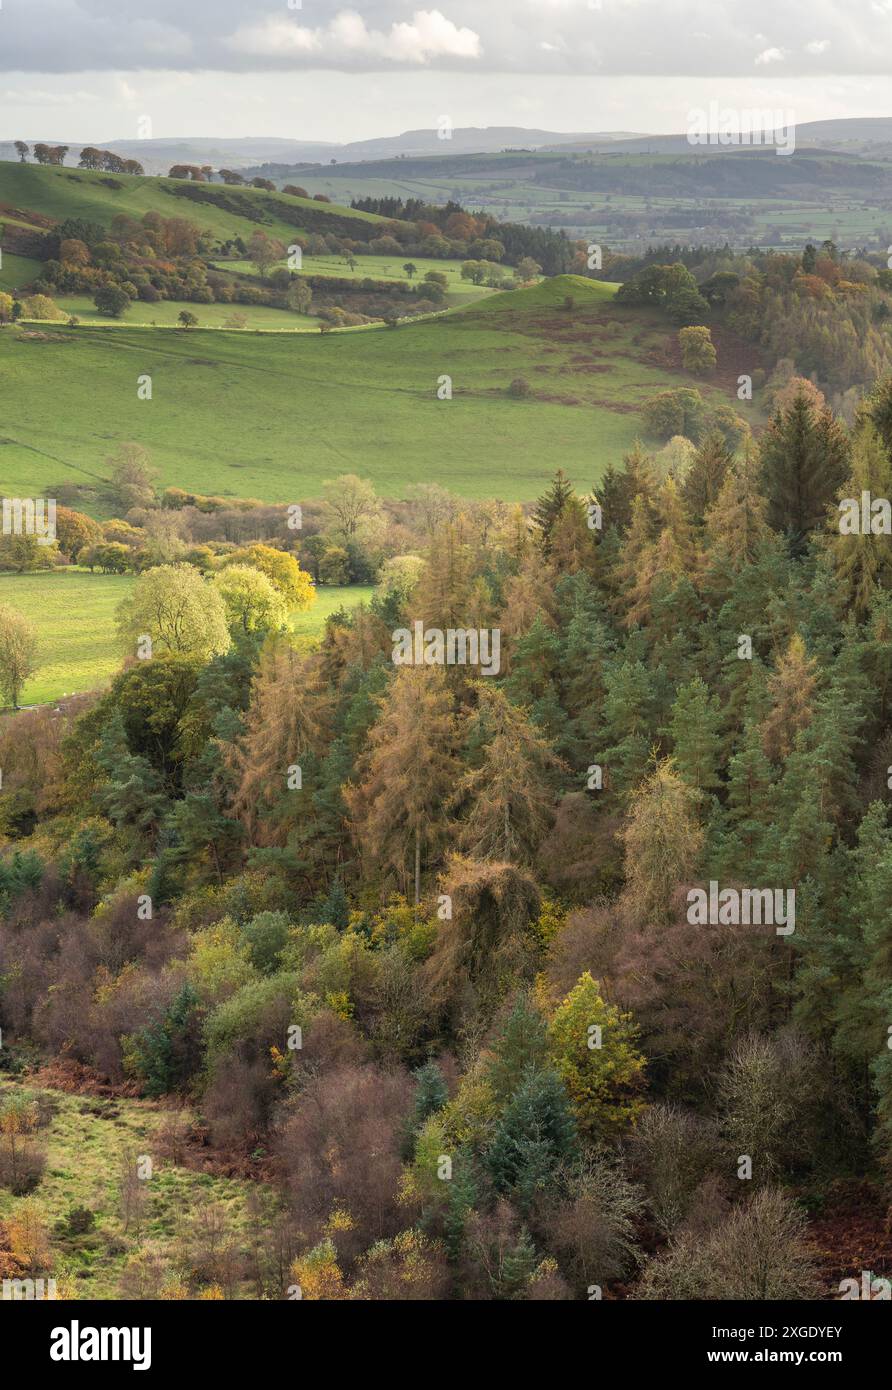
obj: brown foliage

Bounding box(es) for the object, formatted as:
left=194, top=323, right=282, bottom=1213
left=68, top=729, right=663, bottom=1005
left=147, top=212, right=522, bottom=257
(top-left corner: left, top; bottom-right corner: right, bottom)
left=277, top=1063, right=414, bottom=1262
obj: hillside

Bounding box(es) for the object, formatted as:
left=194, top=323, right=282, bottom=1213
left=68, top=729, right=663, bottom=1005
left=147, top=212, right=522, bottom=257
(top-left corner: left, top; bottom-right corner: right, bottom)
left=0, top=275, right=749, bottom=507
left=0, top=160, right=386, bottom=251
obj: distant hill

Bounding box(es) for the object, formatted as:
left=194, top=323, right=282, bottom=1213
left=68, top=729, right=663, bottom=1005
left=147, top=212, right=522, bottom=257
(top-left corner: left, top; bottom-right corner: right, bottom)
left=0, top=129, right=648, bottom=176
left=5, top=119, right=892, bottom=181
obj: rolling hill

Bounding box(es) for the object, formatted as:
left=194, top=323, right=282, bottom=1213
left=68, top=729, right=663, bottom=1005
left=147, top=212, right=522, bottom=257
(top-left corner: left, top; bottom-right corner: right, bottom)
left=0, top=160, right=387, bottom=251
left=0, top=275, right=751, bottom=509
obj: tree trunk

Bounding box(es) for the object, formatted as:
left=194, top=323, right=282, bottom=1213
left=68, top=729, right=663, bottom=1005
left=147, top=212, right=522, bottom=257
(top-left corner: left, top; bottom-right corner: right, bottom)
left=414, top=826, right=421, bottom=908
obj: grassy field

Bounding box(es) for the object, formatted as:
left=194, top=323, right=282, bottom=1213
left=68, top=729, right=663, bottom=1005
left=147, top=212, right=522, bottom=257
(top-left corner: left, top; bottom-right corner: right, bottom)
left=25, top=296, right=324, bottom=332
left=0, top=572, right=372, bottom=705
left=0, top=275, right=750, bottom=510
left=0, top=1078, right=269, bottom=1299
left=224, top=253, right=496, bottom=306
left=0, top=160, right=385, bottom=248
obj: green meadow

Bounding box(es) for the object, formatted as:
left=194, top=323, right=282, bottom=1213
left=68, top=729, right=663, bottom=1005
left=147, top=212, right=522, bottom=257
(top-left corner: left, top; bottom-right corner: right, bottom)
left=0, top=275, right=746, bottom=510
left=26, top=296, right=324, bottom=332
left=0, top=571, right=372, bottom=705
left=224, top=252, right=495, bottom=306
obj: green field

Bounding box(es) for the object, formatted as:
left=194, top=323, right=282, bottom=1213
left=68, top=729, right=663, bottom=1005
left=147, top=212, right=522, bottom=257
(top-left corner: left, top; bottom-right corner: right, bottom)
left=223, top=253, right=496, bottom=306
left=25, top=296, right=324, bottom=332
left=0, top=275, right=747, bottom=510
left=0, top=251, right=43, bottom=293
left=0, top=571, right=372, bottom=705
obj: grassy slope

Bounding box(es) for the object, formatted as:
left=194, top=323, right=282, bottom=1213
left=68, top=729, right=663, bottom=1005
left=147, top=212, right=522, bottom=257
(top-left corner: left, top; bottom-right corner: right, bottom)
left=0, top=1079, right=268, bottom=1299
left=0, top=160, right=384, bottom=247
left=0, top=251, right=43, bottom=292
left=0, top=275, right=749, bottom=508
left=0, top=572, right=372, bottom=705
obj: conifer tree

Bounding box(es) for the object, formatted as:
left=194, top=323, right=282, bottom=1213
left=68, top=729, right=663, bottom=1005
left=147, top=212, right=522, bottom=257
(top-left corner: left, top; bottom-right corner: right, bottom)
left=347, top=665, right=457, bottom=903
left=486, top=1065, right=577, bottom=1211
left=759, top=387, right=849, bottom=553
left=704, top=446, right=771, bottom=571
left=484, top=993, right=549, bottom=1104
left=619, top=760, right=705, bottom=924
left=828, top=423, right=892, bottom=618
left=455, top=686, right=564, bottom=864
left=532, top=470, right=575, bottom=555
left=666, top=676, right=724, bottom=792
left=761, top=634, right=818, bottom=764
left=227, top=640, right=328, bottom=845
left=683, top=430, right=732, bottom=523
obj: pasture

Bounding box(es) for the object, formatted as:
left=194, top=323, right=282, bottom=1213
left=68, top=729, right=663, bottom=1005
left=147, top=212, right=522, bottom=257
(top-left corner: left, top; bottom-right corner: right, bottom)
left=0, top=275, right=749, bottom=511
left=0, top=571, right=372, bottom=705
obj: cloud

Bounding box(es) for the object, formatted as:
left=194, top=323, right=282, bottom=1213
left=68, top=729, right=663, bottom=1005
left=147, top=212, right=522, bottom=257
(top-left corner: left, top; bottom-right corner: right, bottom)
left=227, top=9, right=480, bottom=65
left=227, top=17, right=322, bottom=57
left=2, top=1, right=892, bottom=77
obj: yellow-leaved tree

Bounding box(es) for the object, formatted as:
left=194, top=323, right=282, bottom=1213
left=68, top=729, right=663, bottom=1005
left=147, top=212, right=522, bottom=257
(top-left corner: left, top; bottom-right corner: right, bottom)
left=548, top=971, right=646, bottom=1137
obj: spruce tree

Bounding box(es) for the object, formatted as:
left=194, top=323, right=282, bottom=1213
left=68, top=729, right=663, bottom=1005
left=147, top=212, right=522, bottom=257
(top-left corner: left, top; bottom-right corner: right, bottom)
left=532, top=470, right=575, bottom=555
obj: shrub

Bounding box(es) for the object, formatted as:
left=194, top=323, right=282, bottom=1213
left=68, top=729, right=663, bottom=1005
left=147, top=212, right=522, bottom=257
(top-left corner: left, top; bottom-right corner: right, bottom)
left=639, top=1188, right=820, bottom=1300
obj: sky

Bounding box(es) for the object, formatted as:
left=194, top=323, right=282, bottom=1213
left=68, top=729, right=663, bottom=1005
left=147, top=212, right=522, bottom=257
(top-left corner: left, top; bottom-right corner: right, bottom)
left=2, top=0, right=892, bottom=143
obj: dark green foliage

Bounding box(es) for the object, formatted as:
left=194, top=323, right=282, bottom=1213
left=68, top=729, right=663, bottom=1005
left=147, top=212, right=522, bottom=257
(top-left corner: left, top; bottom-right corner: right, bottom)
left=486, top=1066, right=577, bottom=1211
left=126, top=984, right=203, bottom=1098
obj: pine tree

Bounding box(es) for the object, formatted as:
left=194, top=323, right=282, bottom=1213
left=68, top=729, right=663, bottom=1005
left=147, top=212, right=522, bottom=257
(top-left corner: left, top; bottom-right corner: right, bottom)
left=599, top=444, right=657, bottom=533
left=532, top=470, right=575, bottom=555
left=666, top=676, right=723, bottom=791
left=600, top=656, right=660, bottom=793
left=95, top=713, right=168, bottom=835
left=719, top=719, right=776, bottom=874
left=759, top=387, right=849, bottom=554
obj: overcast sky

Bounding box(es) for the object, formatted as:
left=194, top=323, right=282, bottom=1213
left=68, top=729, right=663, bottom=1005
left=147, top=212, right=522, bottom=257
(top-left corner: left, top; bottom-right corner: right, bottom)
left=3, top=1, right=892, bottom=142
